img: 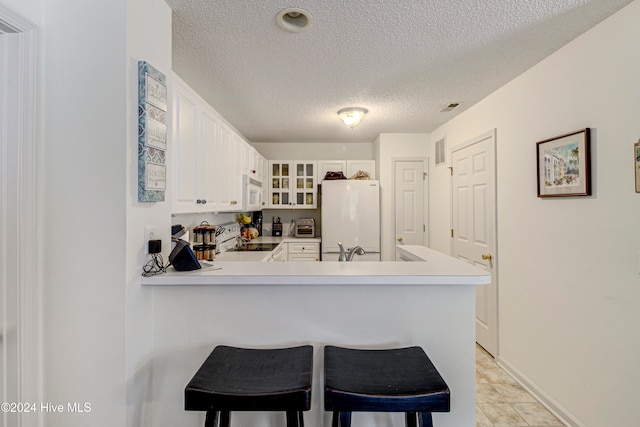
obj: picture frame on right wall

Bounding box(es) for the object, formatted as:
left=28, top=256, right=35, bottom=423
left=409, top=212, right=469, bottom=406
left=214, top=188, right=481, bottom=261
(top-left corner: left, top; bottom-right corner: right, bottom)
left=635, top=139, right=640, bottom=193
left=536, top=128, right=591, bottom=198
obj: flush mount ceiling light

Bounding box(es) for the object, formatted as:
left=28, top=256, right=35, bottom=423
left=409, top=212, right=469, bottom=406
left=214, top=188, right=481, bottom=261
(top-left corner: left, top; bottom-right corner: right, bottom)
left=337, top=107, right=368, bottom=129
left=276, top=8, right=313, bottom=33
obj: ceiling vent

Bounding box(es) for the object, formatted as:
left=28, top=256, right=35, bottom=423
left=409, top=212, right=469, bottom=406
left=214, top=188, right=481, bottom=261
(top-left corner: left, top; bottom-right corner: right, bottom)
left=276, top=8, right=313, bottom=33
left=441, top=102, right=461, bottom=112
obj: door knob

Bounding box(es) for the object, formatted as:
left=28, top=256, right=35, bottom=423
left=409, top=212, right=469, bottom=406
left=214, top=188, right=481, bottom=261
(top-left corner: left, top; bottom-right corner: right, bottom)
left=397, top=236, right=403, bottom=242
left=482, top=253, right=493, bottom=261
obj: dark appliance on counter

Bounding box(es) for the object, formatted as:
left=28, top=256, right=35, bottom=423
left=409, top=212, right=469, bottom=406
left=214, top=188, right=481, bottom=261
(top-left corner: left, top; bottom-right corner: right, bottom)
left=169, top=224, right=201, bottom=271
left=272, top=217, right=282, bottom=236
left=169, top=239, right=201, bottom=271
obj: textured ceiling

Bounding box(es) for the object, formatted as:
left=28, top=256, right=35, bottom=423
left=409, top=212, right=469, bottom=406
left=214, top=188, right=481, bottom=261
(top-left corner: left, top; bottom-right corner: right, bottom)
left=167, top=0, right=632, bottom=143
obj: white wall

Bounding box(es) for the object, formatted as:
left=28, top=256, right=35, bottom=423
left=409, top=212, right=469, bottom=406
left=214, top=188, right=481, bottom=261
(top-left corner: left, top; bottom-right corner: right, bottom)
left=38, top=0, right=128, bottom=426
left=125, top=1, right=173, bottom=427
left=429, top=1, right=640, bottom=425
left=1, top=0, right=174, bottom=426
left=252, top=141, right=373, bottom=160
left=373, top=133, right=428, bottom=260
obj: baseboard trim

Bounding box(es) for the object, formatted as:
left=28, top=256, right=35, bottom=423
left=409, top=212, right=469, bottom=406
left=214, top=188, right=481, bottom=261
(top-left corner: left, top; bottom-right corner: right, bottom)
left=495, top=355, right=584, bottom=427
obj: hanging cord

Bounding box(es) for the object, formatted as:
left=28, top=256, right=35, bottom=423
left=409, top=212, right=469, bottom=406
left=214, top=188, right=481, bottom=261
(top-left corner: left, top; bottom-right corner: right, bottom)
left=142, top=253, right=168, bottom=277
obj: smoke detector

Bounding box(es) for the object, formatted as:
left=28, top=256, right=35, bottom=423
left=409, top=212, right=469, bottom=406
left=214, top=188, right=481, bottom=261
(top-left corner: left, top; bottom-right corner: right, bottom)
left=276, top=8, right=313, bottom=33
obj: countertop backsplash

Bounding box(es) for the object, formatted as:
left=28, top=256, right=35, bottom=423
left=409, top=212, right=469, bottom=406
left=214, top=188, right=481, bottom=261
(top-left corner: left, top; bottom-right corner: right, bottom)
left=172, top=209, right=321, bottom=241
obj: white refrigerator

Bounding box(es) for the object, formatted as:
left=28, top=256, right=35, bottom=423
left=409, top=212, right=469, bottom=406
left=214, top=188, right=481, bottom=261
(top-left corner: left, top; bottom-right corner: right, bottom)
left=321, top=180, right=380, bottom=261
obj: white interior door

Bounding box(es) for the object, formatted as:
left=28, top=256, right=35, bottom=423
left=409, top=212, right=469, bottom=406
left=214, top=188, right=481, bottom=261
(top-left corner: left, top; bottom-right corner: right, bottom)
left=394, top=160, right=427, bottom=257
left=451, top=131, right=498, bottom=356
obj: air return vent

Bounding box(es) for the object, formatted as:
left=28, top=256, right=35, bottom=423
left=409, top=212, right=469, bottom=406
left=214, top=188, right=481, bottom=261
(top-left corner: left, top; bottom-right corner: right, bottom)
left=441, top=102, right=460, bottom=112
left=435, top=137, right=446, bottom=166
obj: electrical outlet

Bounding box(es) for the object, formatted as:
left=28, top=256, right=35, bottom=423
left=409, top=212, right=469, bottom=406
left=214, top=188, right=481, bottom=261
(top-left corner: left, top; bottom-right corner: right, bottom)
left=144, top=226, right=156, bottom=254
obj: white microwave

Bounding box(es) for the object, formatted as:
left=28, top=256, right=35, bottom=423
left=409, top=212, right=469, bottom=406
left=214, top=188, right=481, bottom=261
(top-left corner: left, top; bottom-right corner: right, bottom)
left=243, top=175, right=263, bottom=211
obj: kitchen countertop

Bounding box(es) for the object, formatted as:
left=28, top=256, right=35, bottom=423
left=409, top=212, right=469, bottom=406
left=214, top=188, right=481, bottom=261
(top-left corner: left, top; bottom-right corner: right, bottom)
left=141, top=245, right=490, bottom=286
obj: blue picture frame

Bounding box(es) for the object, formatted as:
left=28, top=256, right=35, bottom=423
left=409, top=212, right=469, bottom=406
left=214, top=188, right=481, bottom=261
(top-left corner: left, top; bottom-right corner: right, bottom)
left=138, top=61, right=167, bottom=202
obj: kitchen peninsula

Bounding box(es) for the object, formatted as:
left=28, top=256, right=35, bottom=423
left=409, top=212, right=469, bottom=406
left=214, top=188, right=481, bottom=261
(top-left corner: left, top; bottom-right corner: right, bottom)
left=142, top=246, right=489, bottom=427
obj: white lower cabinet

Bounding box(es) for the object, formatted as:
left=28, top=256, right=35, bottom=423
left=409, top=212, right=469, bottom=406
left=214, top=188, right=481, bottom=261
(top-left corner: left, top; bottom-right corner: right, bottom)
left=270, top=243, right=288, bottom=262
left=288, top=242, right=320, bottom=262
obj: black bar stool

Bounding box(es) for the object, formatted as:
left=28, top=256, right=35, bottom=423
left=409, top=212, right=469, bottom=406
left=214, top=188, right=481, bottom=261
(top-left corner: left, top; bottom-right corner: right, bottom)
left=324, top=346, right=450, bottom=427
left=185, top=345, right=313, bottom=427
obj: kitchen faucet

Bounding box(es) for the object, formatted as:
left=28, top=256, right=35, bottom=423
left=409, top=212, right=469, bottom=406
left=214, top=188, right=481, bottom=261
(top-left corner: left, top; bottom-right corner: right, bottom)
left=337, top=242, right=366, bottom=261
left=347, top=246, right=365, bottom=261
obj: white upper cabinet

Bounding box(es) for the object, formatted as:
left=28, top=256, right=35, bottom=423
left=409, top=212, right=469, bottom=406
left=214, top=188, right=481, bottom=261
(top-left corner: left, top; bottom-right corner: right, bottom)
left=317, top=160, right=346, bottom=181
left=318, top=160, right=376, bottom=180
left=171, top=77, right=245, bottom=214
left=293, top=161, right=317, bottom=208
left=268, top=161, right=317, bottom=209
left=346, top=160, right=376, bottom=178
left=215, top=123, right=242, bottom=211
left=268, top=161, right=292, bottom=208
left=242, top=144, right=264, bottom=182
left=198, top=111, right=220, bottom=211
left=171, top=81, right=213, bottom=213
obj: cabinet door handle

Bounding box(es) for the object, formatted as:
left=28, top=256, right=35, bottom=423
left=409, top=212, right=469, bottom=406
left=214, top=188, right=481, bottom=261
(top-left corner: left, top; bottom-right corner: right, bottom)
left=397, top=236, right=403, bottom=242
left=482, top=253, right=493, bottom=261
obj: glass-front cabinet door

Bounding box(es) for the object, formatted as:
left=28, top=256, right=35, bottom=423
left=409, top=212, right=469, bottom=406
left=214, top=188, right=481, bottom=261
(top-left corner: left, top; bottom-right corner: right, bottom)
left=268, top=160, right=317, bottom=209
left=294, top=162, right=317, bottom=208
left=269, top=161, right=292, bottom=207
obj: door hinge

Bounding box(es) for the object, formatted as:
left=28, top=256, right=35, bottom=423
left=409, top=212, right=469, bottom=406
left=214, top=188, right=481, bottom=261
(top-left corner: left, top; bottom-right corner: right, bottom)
left=451, top=229, right=454, bottom=238
left=423, top=224, right=426, bottom=232
left=423, top=172, right=428, bottom=180
left=448, top=167, right=453, bottom=176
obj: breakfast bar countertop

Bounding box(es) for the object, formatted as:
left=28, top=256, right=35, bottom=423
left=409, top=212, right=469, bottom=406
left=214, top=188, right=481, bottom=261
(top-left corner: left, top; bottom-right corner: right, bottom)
left=141, top=245, right=491, bottom=286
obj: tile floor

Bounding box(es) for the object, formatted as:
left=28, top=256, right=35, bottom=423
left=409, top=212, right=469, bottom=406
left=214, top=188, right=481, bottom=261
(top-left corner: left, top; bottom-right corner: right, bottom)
left=476, top=345, right=565, bottom=427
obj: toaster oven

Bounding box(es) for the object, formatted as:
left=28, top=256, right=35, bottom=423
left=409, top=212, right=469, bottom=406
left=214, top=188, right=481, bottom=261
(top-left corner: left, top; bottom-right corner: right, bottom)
left=294, top=218, right=315, bottom=237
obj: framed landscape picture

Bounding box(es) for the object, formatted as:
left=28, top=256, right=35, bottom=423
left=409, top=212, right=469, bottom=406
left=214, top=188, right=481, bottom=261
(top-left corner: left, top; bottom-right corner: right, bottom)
left=536, top=128, right=591, bottom=197
left=635, top=140, right=640, bottom=193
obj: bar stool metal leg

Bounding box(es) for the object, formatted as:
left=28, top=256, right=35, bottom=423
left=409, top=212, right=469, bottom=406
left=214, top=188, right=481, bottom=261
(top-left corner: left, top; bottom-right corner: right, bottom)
left=286, top=410, right=303, bottom=427
left=219, top=411, right=230, bottom=427
left=406, top=412, right=417, bottom=427
left=331, top=411, right=352, bottom=427
left=204, top=410, right=217, bottom=427
left=418, top=412, right=433, bottom=427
